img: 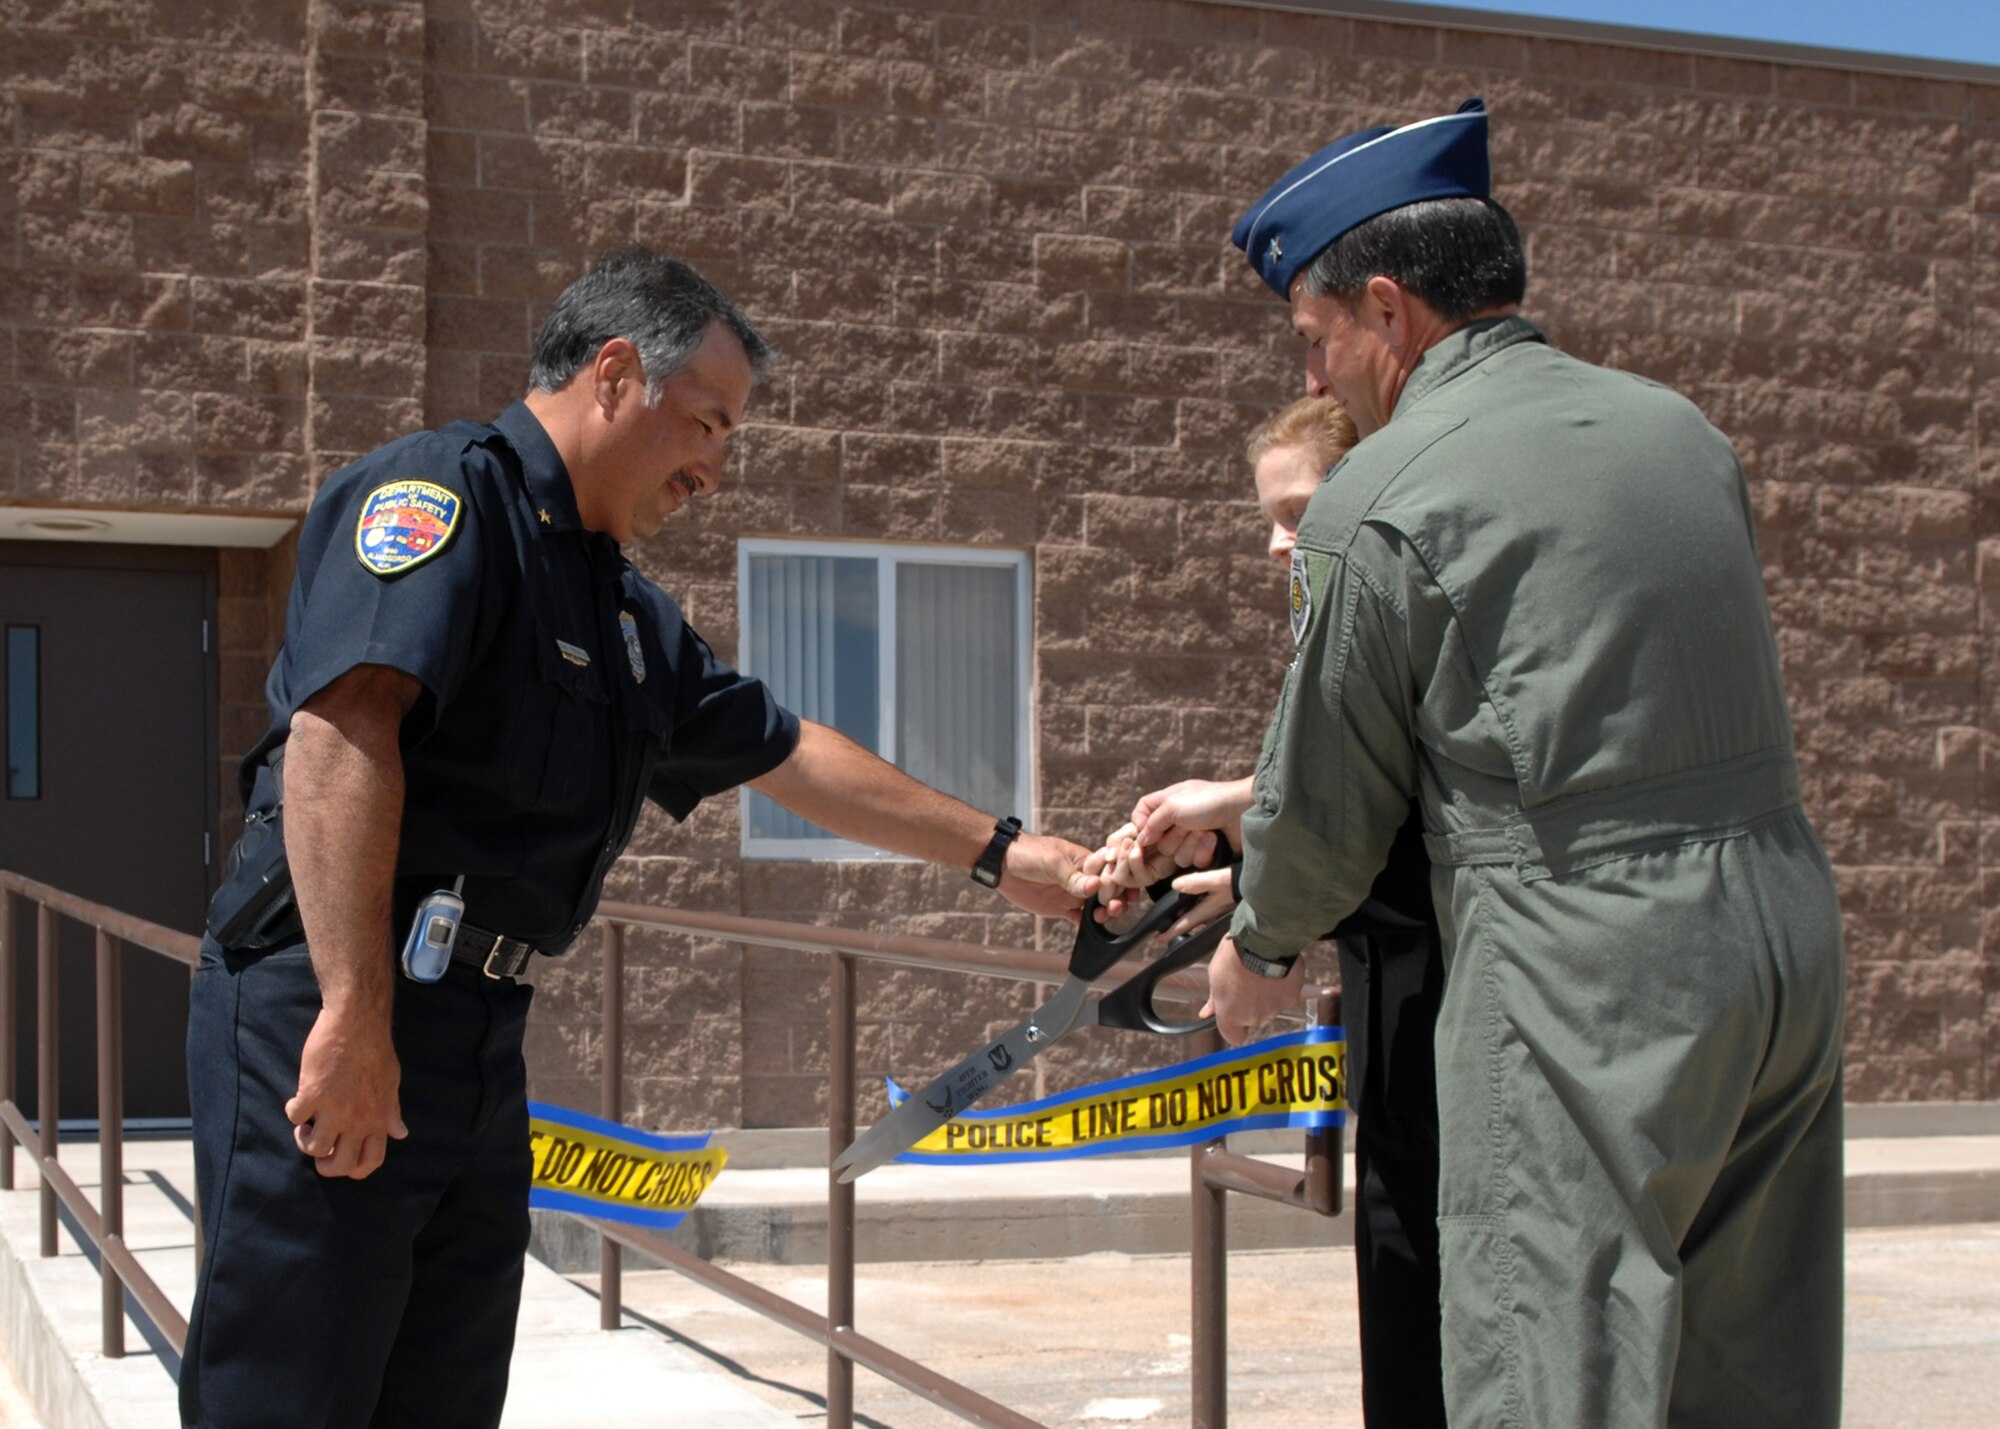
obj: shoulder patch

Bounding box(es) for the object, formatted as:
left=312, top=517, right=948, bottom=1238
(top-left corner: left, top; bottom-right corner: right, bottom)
left=355, top=480, right=462, bottom=577
left=1288, top=549, right=1311, bottom=645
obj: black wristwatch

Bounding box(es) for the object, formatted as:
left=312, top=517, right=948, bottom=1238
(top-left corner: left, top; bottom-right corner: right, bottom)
left=970, top=816, right=1022, bottom=888
left=1234, top=945, right=1300, bottom=980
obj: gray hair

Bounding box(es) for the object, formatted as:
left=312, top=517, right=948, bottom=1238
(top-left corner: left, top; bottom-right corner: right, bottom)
left=527, top=248, right=774, bottom=403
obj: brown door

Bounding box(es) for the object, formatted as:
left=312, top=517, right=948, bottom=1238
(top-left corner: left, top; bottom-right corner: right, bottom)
left=0, top=542, right=218, bottom=1122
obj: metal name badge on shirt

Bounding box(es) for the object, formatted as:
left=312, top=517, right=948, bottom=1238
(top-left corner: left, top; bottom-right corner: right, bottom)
left=354, top=480, right=462, bottom=577
left=619, top=610, right=646, bottom=683
left=1288, top=549, right=1311, bottom=645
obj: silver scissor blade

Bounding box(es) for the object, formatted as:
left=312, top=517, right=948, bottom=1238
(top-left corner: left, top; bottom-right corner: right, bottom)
left=834, top=980, right=1090, bottom=1182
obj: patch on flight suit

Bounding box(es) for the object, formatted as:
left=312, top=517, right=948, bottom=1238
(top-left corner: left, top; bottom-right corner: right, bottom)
left=1288, top=549, right=1311, bottom=645
left=354, top=480, right=462, bottom=577
left=619, top=611, right=647, bottom=683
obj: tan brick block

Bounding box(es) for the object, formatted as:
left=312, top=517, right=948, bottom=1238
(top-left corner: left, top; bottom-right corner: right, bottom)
left=1133, top=137, right=1224, bottom=193
left=14, top=88, right=136, bottom=153
left=936, top=14, right=1028, bottom=69
left=310, top=338, right=426, bottom=400
left=192, top=277, right=305, bottom=340
left=73, top=154, right=193, bottom=217
left=839, top=431, right=940, bottom=486
left=984, top=70, right=1085, bottom=129
left=312, top=51, right=422, bottom=114
left=1035, top=233, right=1126, bottom=291
left=317, top=170, right=427, bottom=231
left=426, top=184, right=531, bottom=246
left=835, top=5, right=934, bottom=61
left=732, top=0, right=839, bottom=52
left=310, top=0, right=424, bottom=58
left=193, top=391, right=304, bottom=452
left=793, top=161, right=893, bottom=217
left=890, top=171, right=990, bottom=225
left=631, top=203, right=738, bottom=264
left=731, top=101, right=836, bottom=162
left=310, top=279, right=424, bottom=344
left=430, top=73, right=529, bottom=133
left=244, top=339, right=309, bottom=397
left=313, top=109, right=426, bottom=177
left=529, top=82, right=631, bottom=144
left=687, top=152, right=789, bottom=211
left=133, top=333, right=245, bottom=390
left=427, top=291, right=531, bottom=354
left=313, top=392, right=422, bottom=454
left=177, top=47, right=297, bottom=112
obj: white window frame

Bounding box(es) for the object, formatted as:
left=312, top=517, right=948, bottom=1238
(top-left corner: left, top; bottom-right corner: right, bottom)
left=736, top=537, right=1034, bottom=861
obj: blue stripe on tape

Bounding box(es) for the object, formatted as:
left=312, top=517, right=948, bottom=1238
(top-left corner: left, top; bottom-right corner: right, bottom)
left=528, top=1100, right=714, bottom=1154
left=945, top=1025, right=1343, bottom=1123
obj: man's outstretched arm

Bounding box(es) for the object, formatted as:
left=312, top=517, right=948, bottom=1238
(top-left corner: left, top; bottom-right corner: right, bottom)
left=749, top=719, right=1098, bottom=920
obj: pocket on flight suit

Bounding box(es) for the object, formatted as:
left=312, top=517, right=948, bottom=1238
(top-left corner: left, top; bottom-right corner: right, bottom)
left=525, top=623, right=609, bottom=808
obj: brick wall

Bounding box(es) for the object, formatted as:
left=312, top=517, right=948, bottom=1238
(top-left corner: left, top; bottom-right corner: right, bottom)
left=4, top=0, right=1996, bottom=1119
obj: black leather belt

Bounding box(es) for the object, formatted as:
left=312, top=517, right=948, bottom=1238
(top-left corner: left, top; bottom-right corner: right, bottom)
left=452, top=924, right=535, bottom=979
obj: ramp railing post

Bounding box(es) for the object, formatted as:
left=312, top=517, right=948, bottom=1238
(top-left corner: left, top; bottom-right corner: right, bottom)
left=97, top=928, right=125, bottom=1356
left=827, top=950, right=857, bottom=1429
left=37, top=901, right=59, bottom=1258
left=1188, top=1024, right=1227, bottom=1429
left=599, top=920, right=625, bottom=1332
left=1, top=887, right=15, bottom=1190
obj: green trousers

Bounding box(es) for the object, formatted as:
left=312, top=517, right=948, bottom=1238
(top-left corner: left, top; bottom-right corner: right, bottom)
left=1434, top=812, right=1845, bottom=1428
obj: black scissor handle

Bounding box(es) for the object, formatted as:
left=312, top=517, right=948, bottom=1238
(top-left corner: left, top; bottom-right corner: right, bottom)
left=1094, top=914, right=1227, bottom=1035
left=1069, top=871, right=1198, bottom=981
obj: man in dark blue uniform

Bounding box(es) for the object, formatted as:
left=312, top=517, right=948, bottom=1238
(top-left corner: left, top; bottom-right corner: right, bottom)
left=183, top=250, right=1098, bottom=1428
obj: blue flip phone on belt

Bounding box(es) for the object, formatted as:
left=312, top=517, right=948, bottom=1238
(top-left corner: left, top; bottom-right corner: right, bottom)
left=401, top=876, right=465, bottom=983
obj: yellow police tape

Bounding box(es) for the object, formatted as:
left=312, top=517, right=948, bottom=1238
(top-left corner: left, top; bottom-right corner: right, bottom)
left=889, top=1026, right=1345, bottom=1167
left=527, top=1102, right=727, bottom=1229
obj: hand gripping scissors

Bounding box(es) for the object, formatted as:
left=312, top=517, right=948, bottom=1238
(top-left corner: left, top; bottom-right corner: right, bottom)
left=833, top=866, right=1234, bottom=1182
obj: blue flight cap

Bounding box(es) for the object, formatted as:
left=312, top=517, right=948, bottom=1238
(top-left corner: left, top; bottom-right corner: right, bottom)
left=1233, top=97, right=1492, bottom=299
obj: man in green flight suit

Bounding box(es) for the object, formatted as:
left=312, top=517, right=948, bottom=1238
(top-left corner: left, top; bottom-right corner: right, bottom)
left=1207, top=98, right=1846, bottom=1426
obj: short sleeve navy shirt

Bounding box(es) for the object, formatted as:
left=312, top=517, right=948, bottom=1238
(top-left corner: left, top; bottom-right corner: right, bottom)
left=246, top=401, right=800, bottom=951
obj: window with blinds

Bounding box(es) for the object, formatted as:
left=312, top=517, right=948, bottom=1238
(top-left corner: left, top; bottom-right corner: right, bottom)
left=737, top=539, right=1031, bottom=859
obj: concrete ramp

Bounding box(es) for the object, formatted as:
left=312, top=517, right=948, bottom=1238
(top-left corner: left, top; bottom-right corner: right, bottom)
left=0, top=1139, right=793, bottom=1429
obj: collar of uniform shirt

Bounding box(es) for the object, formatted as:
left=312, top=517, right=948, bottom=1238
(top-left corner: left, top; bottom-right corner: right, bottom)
left=1394, top=314, right=1547, bottom=418
left=495, top=399, right=586, bottom=533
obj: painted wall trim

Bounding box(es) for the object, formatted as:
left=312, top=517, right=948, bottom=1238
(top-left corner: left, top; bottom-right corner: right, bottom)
left=1197, top=0, right=2000, bottom=84
left=0, top=507, right=296, bottom=550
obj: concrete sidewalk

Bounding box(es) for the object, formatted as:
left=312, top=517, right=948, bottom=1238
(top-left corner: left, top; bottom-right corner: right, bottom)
left=1, top=1105, right=1997, bottom=1428
left=600, top=1222, right=2000, bottom=1428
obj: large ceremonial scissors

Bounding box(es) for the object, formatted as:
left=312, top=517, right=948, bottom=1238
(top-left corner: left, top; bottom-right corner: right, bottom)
left=833, top=868, right=1233, bottom=1182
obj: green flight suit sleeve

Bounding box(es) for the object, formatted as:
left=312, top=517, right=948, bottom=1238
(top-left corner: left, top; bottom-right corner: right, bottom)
left=1230, top=526, right=1420, bottom=960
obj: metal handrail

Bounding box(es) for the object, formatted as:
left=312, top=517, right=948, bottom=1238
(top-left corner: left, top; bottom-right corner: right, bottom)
left=0, top=871, right=200, bottom=1358
left=0, top=876, right=1343, bottom=1426
left=591, top=899, right=1344, bottom=1429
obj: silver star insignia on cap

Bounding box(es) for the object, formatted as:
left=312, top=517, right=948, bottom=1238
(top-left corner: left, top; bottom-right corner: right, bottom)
left=1267, top=236, right=1283, bottom=264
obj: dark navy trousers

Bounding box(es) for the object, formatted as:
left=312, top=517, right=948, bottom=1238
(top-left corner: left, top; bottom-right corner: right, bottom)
left=1337, top=931, right=1448, bottom=1429
left=181, top=939, right=534, bottom=1429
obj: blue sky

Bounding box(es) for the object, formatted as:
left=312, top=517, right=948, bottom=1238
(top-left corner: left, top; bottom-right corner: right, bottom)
left=1395, top=1, right=2000, bottom=69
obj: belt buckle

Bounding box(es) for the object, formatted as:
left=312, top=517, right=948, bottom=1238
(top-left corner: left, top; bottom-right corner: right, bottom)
left=482, top=936, right=531, bottom=979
